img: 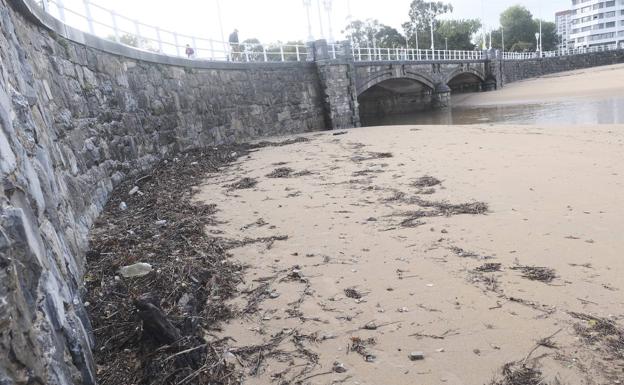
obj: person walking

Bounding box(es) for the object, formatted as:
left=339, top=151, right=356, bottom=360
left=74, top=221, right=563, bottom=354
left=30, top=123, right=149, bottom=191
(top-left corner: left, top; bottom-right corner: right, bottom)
left=229, top=29, right=240, bottom=61
left=185, top=44, right=195, bottom=59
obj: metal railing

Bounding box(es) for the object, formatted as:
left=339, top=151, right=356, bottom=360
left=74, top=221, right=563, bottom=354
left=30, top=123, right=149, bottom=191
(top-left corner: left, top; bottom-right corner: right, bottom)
left=38, top=0, right=314, bottom=62
left=36, top=0, right=624, bottom=64
left=351, top=47, right=484, bottom=61
left=502, top=44, right=620, bottom=60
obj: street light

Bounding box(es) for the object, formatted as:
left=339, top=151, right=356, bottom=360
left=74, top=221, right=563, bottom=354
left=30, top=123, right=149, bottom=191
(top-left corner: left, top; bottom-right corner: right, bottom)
left=323, top=0, right=334, bottom=43
left=303, top=0, right=313, bottom=41
left=535, top=32, right=540, bottom=53
left=429, top=2, right=435, bottom=51
left=316, top=0, right=325, bottom=40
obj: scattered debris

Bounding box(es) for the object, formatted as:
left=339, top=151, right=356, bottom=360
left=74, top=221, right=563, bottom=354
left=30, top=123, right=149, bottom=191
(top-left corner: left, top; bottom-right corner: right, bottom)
left=570, top=312, right=624, bottom=359
left=333, top=131, right=349, bottom=136
left=475, top=263, right=502, bottom=272
left=252, top=137, right=309, bottom=148
left=344, top=287, right=363, bottom=299
left=511, top=265, right=557, bottom=283
left=118, top=262, right=153, bottom=278
left=227, top=177, right=258, bottom=190
left=266, top=167, right=294, bottom=178
left=409, top=351, right=425, bottom=361
left=333, top=362, right=348, bottom=373
left=489, top=362, right=545, bottom=385
left=349, top=336, right=377, bottom=362
left=451, top=246, right=493, bottom=260
left=412, top=176, right=442, bottom=188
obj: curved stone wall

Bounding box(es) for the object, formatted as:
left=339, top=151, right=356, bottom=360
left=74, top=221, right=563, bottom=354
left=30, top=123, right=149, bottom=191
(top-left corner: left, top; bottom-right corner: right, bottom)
left=0, top=1, right=327, bottom=384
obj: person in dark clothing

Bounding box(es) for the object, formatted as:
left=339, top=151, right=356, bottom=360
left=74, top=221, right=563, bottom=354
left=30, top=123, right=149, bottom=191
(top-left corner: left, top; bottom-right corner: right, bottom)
left=229, top=29, right=240, bottom=61
left=185, top=44, right=195, bottom=59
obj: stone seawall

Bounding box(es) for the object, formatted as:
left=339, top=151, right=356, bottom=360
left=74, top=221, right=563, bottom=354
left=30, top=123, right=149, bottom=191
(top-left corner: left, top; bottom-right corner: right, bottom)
left=502, top=50, right=624, bottom=84
left=0, top=1, right=326, bottom=384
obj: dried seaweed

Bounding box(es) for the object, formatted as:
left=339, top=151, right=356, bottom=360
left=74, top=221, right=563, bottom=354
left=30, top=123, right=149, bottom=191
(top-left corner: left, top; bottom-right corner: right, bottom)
left=85, top=137, right=310, bottom=385
left=475, top=263, right=502, bottom=272
left=266, top=167, right=294, bottom=178
left=511, top=266, right=557, bottom=283
left=570, top=312, right=624, bottom=359
left=227, top=177, right=258, bottom=190
left=412, top=176, right=442, bottom=188
left=489, top=362, right=547, bottom=385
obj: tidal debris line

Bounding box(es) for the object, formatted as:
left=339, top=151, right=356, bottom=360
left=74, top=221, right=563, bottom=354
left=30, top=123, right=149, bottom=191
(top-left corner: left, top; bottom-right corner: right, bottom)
left=85, top=138, right=307, bottom=385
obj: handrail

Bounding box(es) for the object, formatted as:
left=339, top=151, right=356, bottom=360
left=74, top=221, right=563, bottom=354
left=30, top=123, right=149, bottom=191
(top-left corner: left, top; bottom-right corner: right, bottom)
left=36, top=0, right=623, bottom=64
left=39, top=0, right=315, bottom=62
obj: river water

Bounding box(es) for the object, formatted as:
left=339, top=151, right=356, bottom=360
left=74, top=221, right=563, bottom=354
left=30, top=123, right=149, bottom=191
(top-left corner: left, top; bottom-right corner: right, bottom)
left=365, top=95, right=624, bottom=126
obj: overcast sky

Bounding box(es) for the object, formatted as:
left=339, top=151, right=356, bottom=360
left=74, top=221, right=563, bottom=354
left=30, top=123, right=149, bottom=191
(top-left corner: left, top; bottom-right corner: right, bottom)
left=57, top=0, right=571, bottom=45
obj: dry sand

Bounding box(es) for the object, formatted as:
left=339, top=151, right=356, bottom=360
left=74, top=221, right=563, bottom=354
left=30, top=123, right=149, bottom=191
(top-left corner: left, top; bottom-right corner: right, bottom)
left=454, top=63, right=624, bottom=106
left=195, top=68, right=624, bottom=385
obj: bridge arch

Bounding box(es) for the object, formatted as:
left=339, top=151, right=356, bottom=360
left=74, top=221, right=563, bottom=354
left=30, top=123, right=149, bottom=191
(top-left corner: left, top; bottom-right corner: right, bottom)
left=443, top=67, right=486, bottom=84
left=444, top=67, right=486, bottom=93
left=357, top=72, right=435, bottom=97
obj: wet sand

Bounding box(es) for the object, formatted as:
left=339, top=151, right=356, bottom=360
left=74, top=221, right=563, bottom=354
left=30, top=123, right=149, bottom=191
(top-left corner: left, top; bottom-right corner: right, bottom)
left=196, top=124, right=624, bottom=385
left=454, top=63, right=624, bottom=106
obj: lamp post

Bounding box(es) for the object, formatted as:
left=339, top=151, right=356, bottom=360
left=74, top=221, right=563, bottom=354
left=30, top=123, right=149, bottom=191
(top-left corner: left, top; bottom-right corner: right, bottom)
left=316, top=0, right=325, bottom=40
left=429, top=2, right=435, bottom=51
left=535, top=32, right=540, bottom=53
left=501, top=27, right=505, bottom=51
left=323, top=0, right=334, bottom=43
left=215, top=0, right=227, bottom=57
left=445, top=37, right=448, bottom=50
left=303, top=0, right=313, bottom=41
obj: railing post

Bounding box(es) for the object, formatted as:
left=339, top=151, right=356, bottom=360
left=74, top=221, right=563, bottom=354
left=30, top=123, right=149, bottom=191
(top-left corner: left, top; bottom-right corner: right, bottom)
left=155, top=27, right=163, bottom=53
left=207, top=38, right=213, bottom=60
left=296, top=45, right=300, bottom=61
left=263, top=46, right=268, bottom=62
left=56, top=0, right=66, bottom=22
left=134, top=20, right=141, bottom=45
left=280, top=45, right=285, bottom=61
left=173, top=32, right=181, bottom=56
left=110, top=10, right=120, bottom=42
left=358, top=47, right=361, bottom=61
left=41, top=0, right=48, bottom=12
left=82, top=0, right=95, bottom=35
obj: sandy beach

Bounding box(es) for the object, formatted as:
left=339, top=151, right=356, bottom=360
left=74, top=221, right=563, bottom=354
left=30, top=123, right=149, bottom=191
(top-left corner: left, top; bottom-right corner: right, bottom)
left=453, top=63, right=624, bottom=106
left=194, top=68, right=624, bottom=384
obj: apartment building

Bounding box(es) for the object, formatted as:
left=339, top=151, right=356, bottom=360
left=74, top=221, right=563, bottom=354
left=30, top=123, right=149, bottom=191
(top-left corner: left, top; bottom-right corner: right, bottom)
left=570, top=0, right=624, bottom=48
left=556, top=10, right=574, bottom=49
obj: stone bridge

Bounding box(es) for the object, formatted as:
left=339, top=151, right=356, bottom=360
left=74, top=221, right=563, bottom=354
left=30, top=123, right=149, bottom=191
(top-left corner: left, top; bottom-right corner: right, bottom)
left=310, top=41, right=500, bottom=127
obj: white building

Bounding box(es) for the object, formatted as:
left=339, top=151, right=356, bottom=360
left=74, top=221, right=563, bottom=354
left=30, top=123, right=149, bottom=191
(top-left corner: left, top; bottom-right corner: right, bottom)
left=570, top=0, right=624, bottom=48
left=556, top=10, right=574, bottom=49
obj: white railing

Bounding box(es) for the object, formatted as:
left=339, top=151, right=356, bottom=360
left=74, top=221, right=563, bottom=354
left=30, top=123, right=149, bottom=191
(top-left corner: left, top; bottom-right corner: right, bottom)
left=35, top=0, right=624, bottom=64
left=351, top=47, right=484, bottom=61
left=502, top=44, right=621, bottom=60
left=38, top=0, right=315, bottom=62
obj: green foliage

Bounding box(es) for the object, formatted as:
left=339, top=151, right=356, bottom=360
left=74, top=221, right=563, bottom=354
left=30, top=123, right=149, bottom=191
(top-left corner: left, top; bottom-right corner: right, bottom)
left=435, top=19, right=481, bottom=50
left=344, top=19, right=405, bottom=48
left=406, top=0, right=453, bottom=29
left=500, top=5, right=535, bottom=46
left=107, top=33, right=157, bottom=52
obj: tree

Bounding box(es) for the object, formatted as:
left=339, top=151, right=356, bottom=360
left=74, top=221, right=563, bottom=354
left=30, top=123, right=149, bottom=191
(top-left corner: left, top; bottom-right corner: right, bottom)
left=266, top=40, right=306, bottom=61
left=107, top=33, right=156, bottom=51
left=435, top=19, right=481, bottom=50
left=344, top=19, right=405, bottom=48
left=403, top=0, right=453, bottom=50
left=499, top=5, right=536, bottom=51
